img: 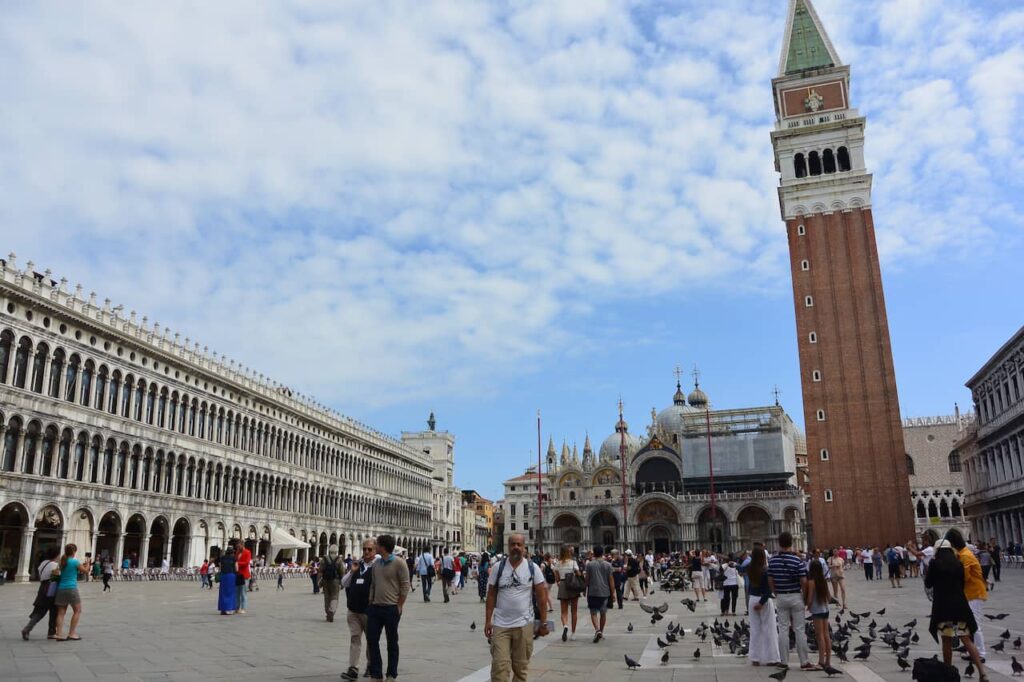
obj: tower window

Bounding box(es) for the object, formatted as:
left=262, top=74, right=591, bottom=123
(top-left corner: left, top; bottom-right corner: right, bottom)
left=947, top=451, right=962, bottom=473
left=820, top=448, right=829, bottom=461
left=816, top=409, right=826, bottom=421
left=801, top=259, right=810, bottom=271
left=809, top=332, right=817, bottom=343
left=837, top=146, right=851, bottom=171
left=794, top=153, right=807, bottom=178
left=797, top=224, right=806, bottom=236
left=808, top=151, right=822, bottom=176
left=804, top=295, right=814, bottom=307
left=906, top=454, right=915, bottom=476
left=812, top=370, right=821, bottom=382
left=823, top=148, right=836, bottom=174
left=824, top=489, right=833, bottom=502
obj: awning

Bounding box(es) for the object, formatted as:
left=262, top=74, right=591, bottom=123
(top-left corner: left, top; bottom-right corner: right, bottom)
left=271, top=527, right=310, bottom=551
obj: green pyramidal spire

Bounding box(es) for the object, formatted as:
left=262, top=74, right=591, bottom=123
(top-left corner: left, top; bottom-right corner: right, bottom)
left=782, top=0, right=839, bottom=75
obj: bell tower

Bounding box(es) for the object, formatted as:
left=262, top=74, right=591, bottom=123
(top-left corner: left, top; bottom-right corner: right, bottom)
left=771, top=0, right=914, bottom=548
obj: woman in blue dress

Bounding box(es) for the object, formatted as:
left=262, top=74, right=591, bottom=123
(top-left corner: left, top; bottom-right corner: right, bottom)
left=217, top=546, right=237, bottom=615
left=476, top=551, right=490, bottom=602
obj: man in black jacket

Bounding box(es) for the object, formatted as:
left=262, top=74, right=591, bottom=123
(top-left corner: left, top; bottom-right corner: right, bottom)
left=341, top=540, right=376, bottom=681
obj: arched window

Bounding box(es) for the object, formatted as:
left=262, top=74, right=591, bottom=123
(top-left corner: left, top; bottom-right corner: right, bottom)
left=103, top=440, right=115, bottom=485
left=927, top=499, right=938, bottom=518
left=40, top=425, right=57, bottom=476
left=30, top=343, right=48, bottom=393
left=21, top=421, right=40, bottom=473
left=64, top=354, right=80, bottom=402
left=13, top=337, right=32, bottom=388
left=939, top=498, right=950, bottom=518
left=808, top=150, right=822, bottom=176
left=158, top=388, right=167, bottom=427
left=916, top=500, right=926, bottom=518
left=48, top=349, right=65, bottom=398
left=146, top=385, right=156, bottom=424
left=2, top=418, right=21, bottom=471
left=568, top=491, right=576, bottom=501
left=89, top=436, right=101, bottom=483
left=794, top=153, right=807, bottom=178
left=95, top=366, right=108, bottom=411
left=837, top=146, right=851, bottom=171
left=121, top=374, right=133, bottom=417
left=108, top=370, right=120, bottom=414
left=947, top=451, right=962, bottom=473
left=951, top=498, right=962, bottom=518
left=80, top=360, right=94, bottom=407
left=74, top=433, right=87, bottom=481
left=134, top=380, right=144, bottom=421
left=168, top=392, right=179, bottom=431
left=905, top=454, right=915, bottom=476
left=822, top=148, right=836, bottom=173
left=0, top=330, right=13, bottom=383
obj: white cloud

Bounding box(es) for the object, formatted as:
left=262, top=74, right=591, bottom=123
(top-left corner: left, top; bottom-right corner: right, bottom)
left=1, top=0, right=1020, bottom=409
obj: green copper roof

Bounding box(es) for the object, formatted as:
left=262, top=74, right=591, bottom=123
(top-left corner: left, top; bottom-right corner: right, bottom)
left=785, top=0, right=835, bottom=74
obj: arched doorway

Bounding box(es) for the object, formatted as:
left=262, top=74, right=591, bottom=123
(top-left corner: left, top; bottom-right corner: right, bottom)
left=552, top=514, right=583, bottom=548
left=319, top=532, right=328, bottom=558
left=96, top=511, right=121, bottom=564
left=636, top=501, right=679, bottom=554
left=0, top=502, right=29, bottom=581
left=258, top=526, right=270, bottom=561
left=170, top=518, right=190, bottom=567
left=148, top=516, right=169, bottom=567
left=697, top=507, right=728, bottom=553
left=590, top=510, right=619, bottom=549
left=124, top=514, right=146, bottom=568
left=736, top=506, right=772, bottom=549
left=31, top=505, right=65, bottom=580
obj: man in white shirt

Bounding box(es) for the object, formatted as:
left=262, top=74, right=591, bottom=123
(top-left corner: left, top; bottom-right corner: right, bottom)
left=415, top=550, right=435, bottom=602
left=485, top=534, right=549, bottom=682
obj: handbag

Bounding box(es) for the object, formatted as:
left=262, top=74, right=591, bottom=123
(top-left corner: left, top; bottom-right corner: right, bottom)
left=564, top=571, right=585, bottom=596
left=46, top=580, right=58, bottom=598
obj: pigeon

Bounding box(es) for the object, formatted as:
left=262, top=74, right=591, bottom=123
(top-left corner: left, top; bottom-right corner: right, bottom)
left=822, top=664, right=843, bottom=677
left=627, top=622, right=633, bottom=632
left=995, top=640, right=1006, bottom=653
left=877, top=608, right=886, bottom=616
left=660, top=650, right=669, bottom=665
left=1014, top=636, right=1022, bottom=650
left=470, top=621, right=476, bottom=630
left=854, top=648, right=871, bottom=660
left=769, top=667, right=788, bottom=680
left=1003, top=630, right=1012, bottom=640
left=624, top=654, right=641, bottom=670
left=991, top=613, right=1010, bottom=620
left=657, top=638, right=669, bottom=649
left=911, top=632, right=920, bottom=644
left=640, top=600, right=670, bottom=614
left=693, top=648, right=701, bottom=659
left=1011, top=656, right=1023, bottom=676
left=859, top=612, right=871, bottom=618
left=965, top=660, right=975, bottom=677
left=897, top=657, right=910, bottom=672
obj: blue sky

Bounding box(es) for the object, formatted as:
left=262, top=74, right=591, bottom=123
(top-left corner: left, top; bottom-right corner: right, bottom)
left=2, top=1, right=1022, bottom=501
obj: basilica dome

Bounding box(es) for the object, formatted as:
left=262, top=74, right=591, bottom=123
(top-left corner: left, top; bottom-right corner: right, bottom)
left=598, top=417, right=643, bottom=461
left=656, top=381, right=701, bottom=435
left=688, top=385, right=709, bottom=409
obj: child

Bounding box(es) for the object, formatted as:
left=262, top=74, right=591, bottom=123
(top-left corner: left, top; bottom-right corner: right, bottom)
left=806, top=559, right=831, bottom=670
left=277, top=570, right=284, bottom=590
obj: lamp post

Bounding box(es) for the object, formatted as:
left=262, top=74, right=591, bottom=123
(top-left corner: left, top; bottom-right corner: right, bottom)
left=618, top=399, right=630, bottom=553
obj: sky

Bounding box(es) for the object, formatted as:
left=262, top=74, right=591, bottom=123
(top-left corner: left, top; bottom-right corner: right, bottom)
left=2, top=0, right=1023, bottom=501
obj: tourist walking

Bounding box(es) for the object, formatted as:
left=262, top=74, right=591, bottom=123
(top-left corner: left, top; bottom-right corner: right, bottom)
left=541, top=553, right=557, bottom=609
left=720, top=560, right=739, bottom=616
left=860, top=546, right=872, bottom=579
left=341, top=539, right=376, bottom=681
left=321, top=544, right=345, bottom=622
left=623, top=550, right=643, bottom=601
left=746, top=547, right=780, bottom=667
left=948, top=529, right=987, bottom=661
left=217, top=545, right=238, bottom=615
left=101, top=558, right=114, bottom=592
left=584, top=545, right=615, bottom=643
left=365, top=534, right=410, bottom=682
left=689, top=550, right=706, bottom=601
left=767, top=531, right=813, bottom=671
left=871, top=547, right=883, bottom=581
left=477, top=551, right=490, bottom=603
left=199, top=559, right=211, bottom=589
left=989, top=538, right=1002, bottom=583
left=52, top=543, right=89, bottom=641
left=609, top=549, right=625, bottom=609
left=886, top=545, right=903, bottom=588
left=827, top=550, right=846, bottom=609
left=310, top=558, right=320, bottom=594
left=440, top=548, right=455, bottom=603
left=416, top=549, right=435, bottom=602
left=21, top=545, right=60, bottom=640
left=925, top=538, right=987, bottom=680
left=235, top=540, right=252, bottom=614
left=553, top=545, right=583, bottom=642
left=806, top=559, right=832, bottom=670
left=484, top=533, right=549, bottom=682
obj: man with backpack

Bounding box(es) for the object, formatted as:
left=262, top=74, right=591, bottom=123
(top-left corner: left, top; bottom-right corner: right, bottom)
left=320, top=544, right=345, bottom=622
left=416, top=549, right=435, bottom=602
left=886, top=544, right=903, bottom=589
left=485, top=534, right=549, bottom=682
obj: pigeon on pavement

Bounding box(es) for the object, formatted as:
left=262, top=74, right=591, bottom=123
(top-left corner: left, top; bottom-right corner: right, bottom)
left=624, top=654, right=641, bottom=670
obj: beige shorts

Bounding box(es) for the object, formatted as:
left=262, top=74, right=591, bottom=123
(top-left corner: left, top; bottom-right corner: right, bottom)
left=55, top=588, right=81, bottom=607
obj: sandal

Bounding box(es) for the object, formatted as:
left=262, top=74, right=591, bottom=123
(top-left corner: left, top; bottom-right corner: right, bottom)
left=55, top=637, right=67, bottom=642
left=67, top=636, right=81, bottom=641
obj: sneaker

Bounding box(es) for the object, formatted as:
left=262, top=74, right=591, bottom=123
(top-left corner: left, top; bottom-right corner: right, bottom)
left=593, top=631, right=603, bottom=643
left=570, top=633, right=576, bottom=641
left=562, top=626, right=568, bottom=642
left=363, top=668, right=371, bottom=678
left=341, top=667, right=359, bottom=680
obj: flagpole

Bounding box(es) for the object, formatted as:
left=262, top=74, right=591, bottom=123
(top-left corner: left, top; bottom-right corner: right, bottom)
left=618, top=399, right=630, bottom=553
left=537, top=409, right=543, bottom=555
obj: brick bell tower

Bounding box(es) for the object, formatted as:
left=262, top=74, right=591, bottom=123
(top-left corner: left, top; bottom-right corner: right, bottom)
left=770, top=0, right=914, bottom=549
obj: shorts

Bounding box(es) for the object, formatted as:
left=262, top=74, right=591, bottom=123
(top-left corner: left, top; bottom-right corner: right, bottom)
left=691, top=574, right=704, bottom=588
left=937, top=621, right=971, bottom=638
left=811, top=612, right=829, bottom=620
left=888, top=563, right=900, bottom=578
left=587, top=595, right=609, bottom=614
left=55, top=588, right=81, bottom=607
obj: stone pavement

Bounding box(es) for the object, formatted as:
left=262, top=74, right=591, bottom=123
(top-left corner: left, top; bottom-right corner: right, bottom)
left=1, top=570, right=1023, bottom=682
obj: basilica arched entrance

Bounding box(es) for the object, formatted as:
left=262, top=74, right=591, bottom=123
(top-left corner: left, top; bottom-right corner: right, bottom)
left=697, top=507, right=728, bottom=553
left=636, top=501, right=679, bottom=554
left=736, top=506, right=772, bottom=548
left=590, top=510, right=618, bottom=549
left=552, top=514, right=583, bottom=547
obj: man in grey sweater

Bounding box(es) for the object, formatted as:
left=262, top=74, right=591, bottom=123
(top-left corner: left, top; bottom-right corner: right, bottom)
left=366, top=534, right=411, bottom=682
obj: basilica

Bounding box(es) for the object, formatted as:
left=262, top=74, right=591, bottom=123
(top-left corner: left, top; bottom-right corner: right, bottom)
left=502, top=380, right=807, bottom=556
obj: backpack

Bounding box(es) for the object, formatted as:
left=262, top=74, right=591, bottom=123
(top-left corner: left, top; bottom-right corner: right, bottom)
left=321, top=558, right=340, bottom=581
left=542, top=562, right=556, bottom=584
left=494, top=557, right=539, bottom=619
left=912, top=656, right=959, bottom=682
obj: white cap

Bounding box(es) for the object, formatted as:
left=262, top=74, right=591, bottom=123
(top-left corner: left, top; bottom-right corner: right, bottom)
left=934, top=539, right=953, bottom=550
left=625, top=549, right=634, bottom=555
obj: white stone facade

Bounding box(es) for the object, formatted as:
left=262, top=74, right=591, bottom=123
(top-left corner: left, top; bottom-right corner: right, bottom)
left=0, top=255, right=434, bottom=581
left=401, top=427, right=462, bottom=554
left=903, top=414, right=972, bottom=543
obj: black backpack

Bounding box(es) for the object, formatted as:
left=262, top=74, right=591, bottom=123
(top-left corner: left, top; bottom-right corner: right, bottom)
left=912, top=656, right=959, bottom=682
left=321, top=558, right=340, bottom=581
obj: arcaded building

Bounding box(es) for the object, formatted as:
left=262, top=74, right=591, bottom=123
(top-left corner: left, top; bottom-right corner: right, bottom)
left=0, top=255, right=434, bottom=581
left=771, top=0, right=914, bottom=548
left=904, top=413, right=973, bottom=544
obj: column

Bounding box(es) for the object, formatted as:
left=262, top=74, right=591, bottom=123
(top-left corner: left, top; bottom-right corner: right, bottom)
left=139, top=534, right=150, bottom=569
left=115, top=532, right=126, bottom=566
left=16, top=528, right=34, bottom=582
left=90, top=531, right=100, bottom=561
left=40, top=352, right=53, bottom=400
left=11, top=429, right=25, bottom=475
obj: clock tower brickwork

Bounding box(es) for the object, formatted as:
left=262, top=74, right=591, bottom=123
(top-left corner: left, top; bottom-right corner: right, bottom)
left=771, top=0, right=915, bottom=548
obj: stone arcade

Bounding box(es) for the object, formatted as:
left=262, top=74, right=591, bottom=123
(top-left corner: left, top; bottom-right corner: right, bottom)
left=0, top=254, right=436, bottom=581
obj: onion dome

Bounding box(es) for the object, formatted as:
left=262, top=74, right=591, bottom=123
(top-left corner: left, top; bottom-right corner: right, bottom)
left=599, top=417, right=642, bottom=462
left=688, top=384, right=709, bottom=409
left=657, top=380, right=700, bottom=435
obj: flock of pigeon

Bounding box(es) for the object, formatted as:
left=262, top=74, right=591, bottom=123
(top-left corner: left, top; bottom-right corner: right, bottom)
left=619, top=601, right=1024, bottom=678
